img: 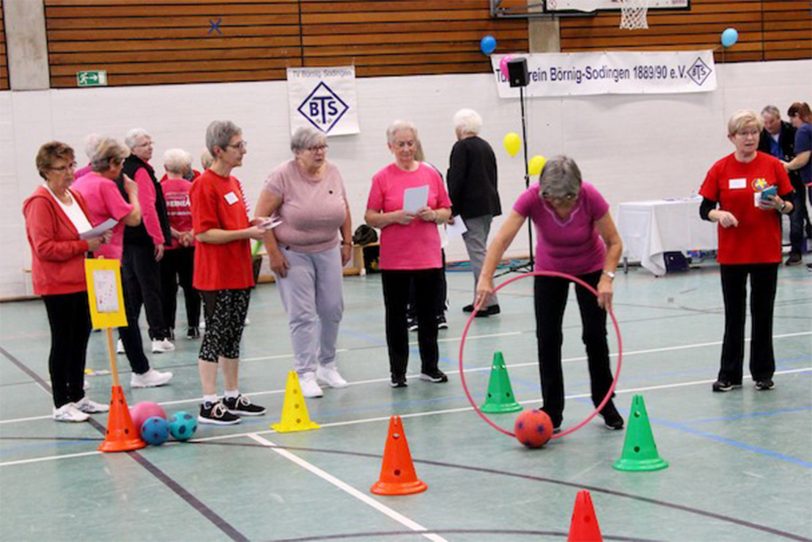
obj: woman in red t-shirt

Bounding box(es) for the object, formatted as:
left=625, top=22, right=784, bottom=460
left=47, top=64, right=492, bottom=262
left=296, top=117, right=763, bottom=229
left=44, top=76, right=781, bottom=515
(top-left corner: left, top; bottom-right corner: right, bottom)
left=699, top=110, right=794, bottom=393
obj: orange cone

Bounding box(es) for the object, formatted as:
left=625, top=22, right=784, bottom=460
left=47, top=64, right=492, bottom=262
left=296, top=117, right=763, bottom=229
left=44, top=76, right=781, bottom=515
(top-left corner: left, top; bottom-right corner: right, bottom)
left=567, top=490, right=603, bottom=542
left=98, top=385, right=146, bottom=453
left=370, top=416, right=427, bottom=496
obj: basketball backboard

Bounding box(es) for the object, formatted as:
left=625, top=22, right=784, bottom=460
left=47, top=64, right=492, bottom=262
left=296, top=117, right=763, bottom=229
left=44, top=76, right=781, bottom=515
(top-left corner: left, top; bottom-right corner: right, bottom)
left=491, top=0, right=690, bottom=18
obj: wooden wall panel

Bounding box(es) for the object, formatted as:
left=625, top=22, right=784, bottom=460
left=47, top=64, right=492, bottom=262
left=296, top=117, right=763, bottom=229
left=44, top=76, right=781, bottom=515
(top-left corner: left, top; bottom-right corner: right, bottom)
left=0, top=0, right=8, bottom=90
left=559, top=0, right=812, bottom=64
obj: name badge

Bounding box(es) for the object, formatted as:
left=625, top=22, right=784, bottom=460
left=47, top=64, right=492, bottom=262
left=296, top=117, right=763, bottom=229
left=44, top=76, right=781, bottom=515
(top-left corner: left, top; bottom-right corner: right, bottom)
left=728, top=178, right=746, bottom=190
left=224, top=191, right=239, bottom=205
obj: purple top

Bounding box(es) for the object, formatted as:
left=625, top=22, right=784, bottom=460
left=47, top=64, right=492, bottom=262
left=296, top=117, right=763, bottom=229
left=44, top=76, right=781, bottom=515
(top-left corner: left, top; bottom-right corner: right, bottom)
left=513, top=181, right=609, bottom=275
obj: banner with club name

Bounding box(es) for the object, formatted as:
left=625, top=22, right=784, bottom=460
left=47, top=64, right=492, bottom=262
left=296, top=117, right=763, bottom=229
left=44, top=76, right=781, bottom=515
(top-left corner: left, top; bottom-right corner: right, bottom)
left=492, top=51, right=716, bottom=98
left=287, top=66, right=360, bottom=136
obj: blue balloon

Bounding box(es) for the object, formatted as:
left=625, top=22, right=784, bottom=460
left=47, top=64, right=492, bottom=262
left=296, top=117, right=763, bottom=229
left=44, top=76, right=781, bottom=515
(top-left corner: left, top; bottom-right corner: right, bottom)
left=721, top=28, right=738, bottom=48
left=480, top=35, right=497, bottom=55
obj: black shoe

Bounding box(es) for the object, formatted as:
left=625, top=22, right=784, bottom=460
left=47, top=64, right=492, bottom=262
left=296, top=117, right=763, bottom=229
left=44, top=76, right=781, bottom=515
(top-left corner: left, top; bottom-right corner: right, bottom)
left=785, top=253, right=803, bottom=266
left=222, top=394, right=266, bottom=416
left=419, top=370, right=448, bottom=383
left=406, top=316, right=418, bottom=332
left=198, top=401, right=241, bottom=425
left=390, top=375, right=408, bottom=388
left=437, top=314, right=448, bottom=330
left=463, top=304, right=475, bottom=313
left=754, top=379, right=775, bottom=391
left=712, top=380, right=742, bottom=392
left=600, top=402, right=624, bottom=430
left=537, top=407, right=562, bottom=433
left=474, top=304, right=501, bottom=318
left=187, top=327, right=200, bottom=339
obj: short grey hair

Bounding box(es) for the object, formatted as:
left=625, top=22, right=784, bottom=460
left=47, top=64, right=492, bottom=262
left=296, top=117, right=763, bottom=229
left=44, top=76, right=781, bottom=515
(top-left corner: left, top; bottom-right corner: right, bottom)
left=90, top=137, right=130, bottom=173
left=727, top=110, right=763, bottom=136
left=761, top=105, right=781, bottom=120
left=124, top=128, right=151, bottom=150
left=163, top=148, right=192, bottom=174
left=206, top=120, right=241, bottom=156
left=83, top=133, right=102, bottom=160
left=386, top=120, right=418, bottom=145
left=290, top=127, right=326, bottom=153
left=200, top=148, right=214, bottom=169
left=538, top=155, right=582, bottom=199
left=452, top=109, right=482, bottom=136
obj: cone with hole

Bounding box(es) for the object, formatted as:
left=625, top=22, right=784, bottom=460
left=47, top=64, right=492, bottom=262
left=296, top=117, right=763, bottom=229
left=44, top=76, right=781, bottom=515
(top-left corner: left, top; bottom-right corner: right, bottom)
left=271, top=371, right=320, bottom=433
left=613, top=394, right=668, bottom=472
left=99, top=385, right=146, bottom=453
left=370, top=415, right=428, bottom=496
left=480, top=351, right=523, bottom=413
left=567, top=490, right=603, bottom=542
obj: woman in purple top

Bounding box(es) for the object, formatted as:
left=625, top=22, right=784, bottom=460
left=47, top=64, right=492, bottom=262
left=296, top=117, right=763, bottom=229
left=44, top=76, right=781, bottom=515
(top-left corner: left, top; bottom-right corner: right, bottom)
left=476, top=156, right=624, bottom=432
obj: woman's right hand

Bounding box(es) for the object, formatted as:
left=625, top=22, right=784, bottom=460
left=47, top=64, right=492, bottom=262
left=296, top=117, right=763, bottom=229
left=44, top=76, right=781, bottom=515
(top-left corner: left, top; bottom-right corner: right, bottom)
left=122, top=174, right=138, bottom=196
left=86, top=236, right=104, bottom=251
left=715, top=210, right=739, bottom=228
left=269, top=249, right=289, bottom=278
left=390, top=209, right=415, bottom=225
left=475, top=275, right=495, bottom=312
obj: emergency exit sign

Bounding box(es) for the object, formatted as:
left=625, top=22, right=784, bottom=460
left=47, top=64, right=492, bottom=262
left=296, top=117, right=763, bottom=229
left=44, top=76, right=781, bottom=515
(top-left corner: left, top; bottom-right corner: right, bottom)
left=76, top=70, right=108, bottom=87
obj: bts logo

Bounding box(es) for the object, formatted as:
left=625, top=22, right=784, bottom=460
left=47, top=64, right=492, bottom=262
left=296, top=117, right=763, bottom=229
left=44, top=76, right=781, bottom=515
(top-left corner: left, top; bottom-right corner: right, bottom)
left=687, top=57, right=711, bottom=86
left=297, top=82, right=349, bottom=133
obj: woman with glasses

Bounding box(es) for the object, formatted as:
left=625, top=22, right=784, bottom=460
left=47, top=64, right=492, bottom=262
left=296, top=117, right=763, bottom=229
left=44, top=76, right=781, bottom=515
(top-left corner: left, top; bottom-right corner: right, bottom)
left=364, top=120, right=452, bottom=388
left=254, top=127, right=352, bottom=398
left=23, top=142, right=111, bottom=422
left=476, top=155, right=624, bottom=432
left=699, top=110, right=793, bottom=393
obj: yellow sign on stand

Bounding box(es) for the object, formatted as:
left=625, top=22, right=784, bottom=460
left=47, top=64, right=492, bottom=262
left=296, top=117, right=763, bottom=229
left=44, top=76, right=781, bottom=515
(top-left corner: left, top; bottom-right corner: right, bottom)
left=84, top=259, right=127, bottom=329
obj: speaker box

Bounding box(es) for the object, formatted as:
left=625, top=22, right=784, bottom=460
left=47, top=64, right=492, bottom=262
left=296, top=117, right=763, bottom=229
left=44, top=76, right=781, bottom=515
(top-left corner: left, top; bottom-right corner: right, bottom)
left=507, top=58, right=529, bottom=88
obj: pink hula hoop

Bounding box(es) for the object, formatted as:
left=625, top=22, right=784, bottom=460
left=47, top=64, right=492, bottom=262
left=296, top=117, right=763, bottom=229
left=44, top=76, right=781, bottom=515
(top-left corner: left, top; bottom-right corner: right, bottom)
left=457, top=270, right=623, bottom=440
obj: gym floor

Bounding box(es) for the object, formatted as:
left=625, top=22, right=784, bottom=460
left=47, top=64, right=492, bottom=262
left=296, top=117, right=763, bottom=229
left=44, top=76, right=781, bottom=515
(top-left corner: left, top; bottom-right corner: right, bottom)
left=1, top=263, right=810, bottom=542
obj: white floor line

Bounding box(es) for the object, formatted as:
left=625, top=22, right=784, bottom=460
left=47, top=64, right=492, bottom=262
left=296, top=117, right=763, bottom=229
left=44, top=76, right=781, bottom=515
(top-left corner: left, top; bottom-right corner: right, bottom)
left=0, top=450, right=99, bottom=467
left=247, top=433, right=448, bottom=542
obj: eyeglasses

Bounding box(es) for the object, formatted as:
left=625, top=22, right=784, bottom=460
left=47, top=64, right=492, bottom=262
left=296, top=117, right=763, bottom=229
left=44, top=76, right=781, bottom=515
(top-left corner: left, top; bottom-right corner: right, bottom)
left=541, top=191, right=577, bottom=202
left=226, top=140, right=248, bottom=151
left=393, top=140, right=415, bottom=149
left=734, top=130, right=759, bottom=138
left=50, top=161, right=77, bottom=173
left=307, top=144, right=328, bottom=152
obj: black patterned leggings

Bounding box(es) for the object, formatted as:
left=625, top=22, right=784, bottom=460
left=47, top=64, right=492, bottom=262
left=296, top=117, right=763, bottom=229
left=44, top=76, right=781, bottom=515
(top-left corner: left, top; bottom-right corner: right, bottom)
left=199, top=289, right=251, bottom=362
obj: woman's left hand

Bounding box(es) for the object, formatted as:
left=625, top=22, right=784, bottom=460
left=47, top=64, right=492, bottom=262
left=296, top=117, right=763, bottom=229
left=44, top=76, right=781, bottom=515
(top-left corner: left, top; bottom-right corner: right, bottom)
left=597, top=276, right=613, bottom=311
left=758, top=195, right=784, bottom=212
left=341, top=244, right=352, bottom=265
left=416, top=207, right=437, bottom=223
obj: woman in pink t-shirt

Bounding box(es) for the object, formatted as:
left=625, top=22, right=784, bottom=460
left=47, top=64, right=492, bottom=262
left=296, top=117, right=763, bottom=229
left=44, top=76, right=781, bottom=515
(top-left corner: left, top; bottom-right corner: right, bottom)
left=364, top=121, right=452, bottom=388
left=476, top=156, right=624, bottom=432
left=255, top=127, right=353, bottom=399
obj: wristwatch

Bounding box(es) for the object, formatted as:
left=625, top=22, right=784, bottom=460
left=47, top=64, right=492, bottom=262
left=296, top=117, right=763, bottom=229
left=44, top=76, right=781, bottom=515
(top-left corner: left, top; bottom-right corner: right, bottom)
left=779, top=202, right=788, bottom=213
left=603, top=270, right=616, bottom=280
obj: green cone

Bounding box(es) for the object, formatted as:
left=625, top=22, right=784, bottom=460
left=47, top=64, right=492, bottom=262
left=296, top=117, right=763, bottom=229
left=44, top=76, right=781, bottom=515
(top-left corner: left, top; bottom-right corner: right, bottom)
left=480, top=352, right=523, bottom=414
left=613, top=394, right=669, bottom=472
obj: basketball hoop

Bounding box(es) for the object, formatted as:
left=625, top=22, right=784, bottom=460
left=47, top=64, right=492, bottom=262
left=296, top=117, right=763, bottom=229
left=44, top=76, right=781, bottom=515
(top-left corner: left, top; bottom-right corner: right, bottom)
left=619, top=0, right=649, bottom=29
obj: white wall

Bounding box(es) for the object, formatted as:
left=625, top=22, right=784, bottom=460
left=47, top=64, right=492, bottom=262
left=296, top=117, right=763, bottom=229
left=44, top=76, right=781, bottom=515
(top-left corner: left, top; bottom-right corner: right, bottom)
left=2, top=59, right=810, bottom=297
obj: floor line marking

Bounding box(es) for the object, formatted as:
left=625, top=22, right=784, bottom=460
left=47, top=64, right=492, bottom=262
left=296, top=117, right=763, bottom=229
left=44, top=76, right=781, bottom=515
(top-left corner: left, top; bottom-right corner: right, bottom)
left=246, top=433, right=448, bottom=542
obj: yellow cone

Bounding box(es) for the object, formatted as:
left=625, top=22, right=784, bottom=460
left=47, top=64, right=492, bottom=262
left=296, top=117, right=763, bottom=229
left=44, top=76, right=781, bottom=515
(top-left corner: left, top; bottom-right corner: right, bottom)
left=271, top=371, right=320, bottom=433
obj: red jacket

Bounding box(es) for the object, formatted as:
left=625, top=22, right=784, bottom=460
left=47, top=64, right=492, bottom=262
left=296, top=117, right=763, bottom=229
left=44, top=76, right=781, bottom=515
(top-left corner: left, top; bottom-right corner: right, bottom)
left=23, top=186, right=91, bottom=295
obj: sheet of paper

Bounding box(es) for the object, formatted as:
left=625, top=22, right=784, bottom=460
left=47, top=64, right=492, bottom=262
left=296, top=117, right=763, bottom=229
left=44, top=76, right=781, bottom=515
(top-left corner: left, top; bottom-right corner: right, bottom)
left=403, top=185, right=429, bottom=214
left=79, top=218, right=118, bottom=240
left=445, top=217, right=467, bottom=237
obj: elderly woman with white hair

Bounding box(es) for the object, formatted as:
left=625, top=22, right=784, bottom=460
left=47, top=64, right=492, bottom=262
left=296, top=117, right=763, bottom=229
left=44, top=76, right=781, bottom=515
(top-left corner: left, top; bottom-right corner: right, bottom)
left=160, top=148, right=201, bottom=340
left=254, top=127, right=353, bottom=398
left=699, top=110, right=794, bottom=393
left=476, top=155, right=624, bottom=433
left=447, top=108, right=501, bottom=317
left=365, top=120, right=452, bottom=388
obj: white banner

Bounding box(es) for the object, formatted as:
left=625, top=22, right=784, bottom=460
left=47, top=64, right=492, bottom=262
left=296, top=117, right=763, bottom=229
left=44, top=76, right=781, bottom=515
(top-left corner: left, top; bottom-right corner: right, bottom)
left=287, top=66, right=360, bottom=136
left=492, top=51, right=716, bottom=98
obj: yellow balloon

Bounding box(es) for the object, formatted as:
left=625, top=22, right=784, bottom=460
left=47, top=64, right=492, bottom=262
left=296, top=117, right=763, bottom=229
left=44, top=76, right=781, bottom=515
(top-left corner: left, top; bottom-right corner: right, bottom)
left=502, top=132, right=521, bottom=157
left=528, top=155, right=547, bottom=177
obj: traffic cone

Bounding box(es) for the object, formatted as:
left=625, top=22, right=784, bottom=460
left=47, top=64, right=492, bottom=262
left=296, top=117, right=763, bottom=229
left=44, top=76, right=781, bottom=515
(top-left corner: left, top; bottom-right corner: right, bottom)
left=98, top=385, right=146, bottom=453
left=480, top=351, right=523, bottom=414
left=271, top=371, right=320, bottom=433
left=370, top=415, right=428, bottom=496
left=567, top=490, right=603, bottom=542
left=613, top=394, right=668, bottom=472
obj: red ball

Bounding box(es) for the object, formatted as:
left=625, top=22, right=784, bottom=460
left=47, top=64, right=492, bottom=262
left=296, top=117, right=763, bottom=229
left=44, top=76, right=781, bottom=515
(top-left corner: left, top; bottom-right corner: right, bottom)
left=129, top=401, right=167, bottom=431
left=514, top=409, right=554, bottom=448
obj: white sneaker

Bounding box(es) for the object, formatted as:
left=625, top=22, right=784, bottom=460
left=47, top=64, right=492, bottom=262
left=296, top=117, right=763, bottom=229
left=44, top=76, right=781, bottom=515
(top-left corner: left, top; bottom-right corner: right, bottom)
left=116, top=339, right=124, bottom=354
left=53, top=403, right=89, bottom=422
left=244, top=316, right=251, bottom=326
left=299, top=373, right=323, bottom=398
left=75, top=396, right=110, bottom=413
left=316, top=365, right=348, bottom=388
left=151, top=339, right=175, bottom=353
left=83, top=379, right=90, bottom=390
left=130, top=368, right=173, bottom=388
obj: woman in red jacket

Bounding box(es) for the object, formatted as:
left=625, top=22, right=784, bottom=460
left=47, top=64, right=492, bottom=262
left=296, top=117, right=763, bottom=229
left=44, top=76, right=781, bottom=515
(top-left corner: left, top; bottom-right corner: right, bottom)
left=23, top=142, right=110, bottom=422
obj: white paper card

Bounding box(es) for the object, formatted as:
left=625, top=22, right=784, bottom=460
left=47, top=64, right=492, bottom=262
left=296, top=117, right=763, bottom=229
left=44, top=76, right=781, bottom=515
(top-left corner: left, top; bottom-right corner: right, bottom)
left=445, top=218, right=468, bottom=237
left=79, top=218, right=117, bottom=240
left=403, top=185, right=429, bottom=214
left=92, top=270, right=119, bottom=313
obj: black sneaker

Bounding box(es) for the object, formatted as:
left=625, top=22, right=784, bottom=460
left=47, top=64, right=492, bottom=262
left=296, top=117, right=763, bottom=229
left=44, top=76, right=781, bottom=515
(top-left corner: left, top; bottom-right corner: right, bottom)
left=223, top=394, right=266, bottom=416
left=187, top=327, right=200, bottom=339
left=463, top=304, right=475, bottom=313
left=436, top=314, right=448, bottom=330
left=419, top=370, right=448, bottom=383
left=406, top=317, right=418, bottom=332
left=198, top=401, right=240, bottom=425
left=754, top=379, right=775, bottom=391
left=390, top=375, right=408, bottom=388
left=474, top=305, right=501, bottom=318
left=785, top=253, right=803, bottom=266
left=712, top=380, right=742, bottom=392
left=600, top=401, right=624, bottom=430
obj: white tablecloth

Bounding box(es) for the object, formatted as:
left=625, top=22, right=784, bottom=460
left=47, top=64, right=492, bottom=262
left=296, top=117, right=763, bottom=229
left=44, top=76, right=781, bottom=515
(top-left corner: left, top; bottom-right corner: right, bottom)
left=617, top=197, right=718, bottom=276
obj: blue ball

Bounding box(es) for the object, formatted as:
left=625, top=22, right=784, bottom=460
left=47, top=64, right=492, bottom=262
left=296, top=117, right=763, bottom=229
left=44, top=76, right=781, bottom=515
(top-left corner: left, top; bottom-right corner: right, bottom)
left=169, top=411, right=198, bottom=441
left=141, top=416, right=170, bottom=446
left=721, top=28, right=738, bottom=48
left=480, top=35, right=497, bottom=55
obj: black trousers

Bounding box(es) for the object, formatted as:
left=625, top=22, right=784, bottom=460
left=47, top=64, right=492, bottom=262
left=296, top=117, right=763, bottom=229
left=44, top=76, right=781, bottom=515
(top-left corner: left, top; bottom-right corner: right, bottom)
left=382, top=268, right=443, bottom=378
left=43, top=292, right=91, bottom=408
left=406, top=250, right=447, bottom=319
left=121, top=243, right=168, bottom=341
left=718, top=263, right=778, bottom=383
left=533, top=271, right=615, bottom=426
left=160, top=247, right=200, bottom=330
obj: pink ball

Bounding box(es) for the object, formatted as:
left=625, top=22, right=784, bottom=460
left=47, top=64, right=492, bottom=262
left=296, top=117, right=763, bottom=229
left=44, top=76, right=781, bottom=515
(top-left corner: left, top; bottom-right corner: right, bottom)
left=514, top=409, right=554, bottom=449
left=130, top=401, right=167, bottom=431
